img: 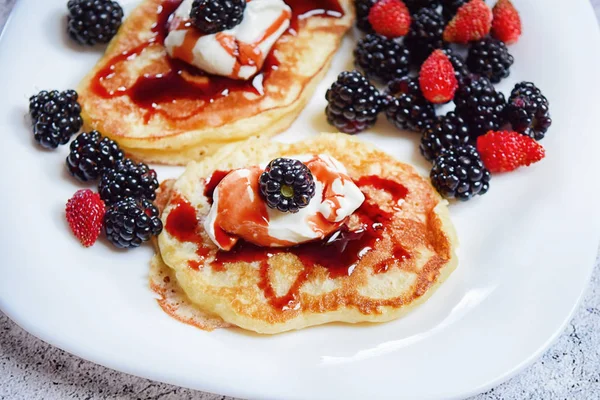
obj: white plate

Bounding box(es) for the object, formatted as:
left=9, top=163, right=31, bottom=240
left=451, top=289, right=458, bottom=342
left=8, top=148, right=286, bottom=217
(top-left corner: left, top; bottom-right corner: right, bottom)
left=1, top=0, right=599, bottom=399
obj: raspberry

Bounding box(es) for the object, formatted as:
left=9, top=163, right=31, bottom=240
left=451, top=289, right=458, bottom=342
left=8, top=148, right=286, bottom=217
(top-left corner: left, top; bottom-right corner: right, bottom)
left=492, top=0, right=522, bottom=45
left=65, top=189, right=106, bottom=247
left=419, top=50, right=458, bottom=104
left=476, top=131, right=545, bottom=173
left=443, top=0, right=492, bottom=44
left=368, top=0, right=411, bottom=38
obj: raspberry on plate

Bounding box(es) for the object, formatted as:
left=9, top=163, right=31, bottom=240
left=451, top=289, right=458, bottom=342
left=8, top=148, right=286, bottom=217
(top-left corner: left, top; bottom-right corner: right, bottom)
left=476, top=130, right=545, bottom=173
left=443, top=0, right=492, bottom=44
left=65, top=189, right=106, bottom=247
left=368, top=0, right=411, bottom=38
left=492, top=0, right=522, bottom=45
left=419, top=49, right=458, bottom=104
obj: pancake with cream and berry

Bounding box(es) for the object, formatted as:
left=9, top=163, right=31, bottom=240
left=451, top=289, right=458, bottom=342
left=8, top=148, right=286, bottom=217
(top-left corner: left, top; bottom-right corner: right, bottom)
left=77, top=0, right=354, bottom=165
left=152, top=133, right=458, bottom=334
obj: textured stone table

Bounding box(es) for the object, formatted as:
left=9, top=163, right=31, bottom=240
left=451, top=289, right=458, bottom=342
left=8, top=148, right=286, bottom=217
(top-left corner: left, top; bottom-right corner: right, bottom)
left=1, top=1, right=599, bottom=399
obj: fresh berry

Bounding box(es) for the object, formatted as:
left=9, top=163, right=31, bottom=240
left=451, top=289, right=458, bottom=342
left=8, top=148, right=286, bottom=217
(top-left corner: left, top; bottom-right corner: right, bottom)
left=430, top=145, right=491, bottom=201
left=467, top=37, right=514, bottom=83
left=385, top=77, right=435, bottom=133
left=28, top=90, right=83, bottom=149
left=354, top=0, right=377, bottom=32
left=506, top=82, right=552, bottom=141
left=259, top=158, right=316, bottom=213
left=354, top=34, right=410, bottom=83
left=454, top=75, right=506, bottom=137
left=442, top=47, right=470, bottom=80
left=325, top=71, right=384, bottom=134
left=404, top=0, right=440, bottom=13
left=419, top=50, right=458, bottom=104
left=99, top=159, right=159, bottom=204
left=404, top=8, right=445, bottom=65
left=65, top=189, right=106, bottom=247
left=476, top=130, right=545, bottom=173
left=441, top=0, right=467, bottom=20
left=66, top=131, right=124, bottom=182
left=368, top=0, right=411, bottom=38
left=104, top=198, right=163, bottom=249
left=443, top=0, right=492, bottom=44
left=190, top=0, right=246, bottom=34
left=67, top=0, right=124, bottom=46
left=420, top=112, right=471, bottom=161
left=492, top=0, right=521, bottom=45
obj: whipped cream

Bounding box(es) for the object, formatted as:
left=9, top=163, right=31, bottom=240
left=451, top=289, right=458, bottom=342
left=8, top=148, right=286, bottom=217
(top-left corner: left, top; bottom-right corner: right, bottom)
left=164, top=0, right=291, bottom=80
left=204, top=155, right=365, bottom=250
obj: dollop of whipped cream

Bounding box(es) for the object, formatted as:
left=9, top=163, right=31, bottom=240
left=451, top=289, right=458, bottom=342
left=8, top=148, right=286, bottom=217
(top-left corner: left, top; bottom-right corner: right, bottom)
left=204, top=155, right=366, bottom=250
left=164, top=0, right=291, bottom=80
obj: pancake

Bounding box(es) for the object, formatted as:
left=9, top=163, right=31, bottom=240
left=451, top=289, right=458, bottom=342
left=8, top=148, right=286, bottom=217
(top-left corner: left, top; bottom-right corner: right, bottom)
left=154, top=133, right=459, bottom=334
left=77, top=0, right=354, bottom=165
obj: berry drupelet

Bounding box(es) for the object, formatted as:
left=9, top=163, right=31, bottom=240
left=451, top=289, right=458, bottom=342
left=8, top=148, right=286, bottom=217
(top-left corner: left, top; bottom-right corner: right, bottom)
left=354, top=0, right=377, bottom=33
left=354, top=34, right=410, bottom=83
left=259, top=158, right=316, bottom=213
left=506, top=82, right=552, bottom=141
left=104, top=198, right=163, bottom=249
left=325, top=70, right=384, bottom=134
left=454, top=75, right=507, bottom=138
left=442, top=47, right=470, bottom=80
left=99, top=159, right=159, bottom=204
left=404, top=0, right=440, bottom=13
left=404, top=8, right=445, bottom=66
left=420, top=112, right=471, bottom=162
left=67, top=0, right=124, bottom=46
left=67, top=131, right=124, bottom=182
left=430, top=145, right=491, bottom=201
left=29, top=90, right=83, bottom=149
left=467, top=37, right=514, bottom=83
left=190, top=0, right=246, bottom=34
left=385, top=77, right=435, bottom=133
left=441, top=0, right=467, bottom=20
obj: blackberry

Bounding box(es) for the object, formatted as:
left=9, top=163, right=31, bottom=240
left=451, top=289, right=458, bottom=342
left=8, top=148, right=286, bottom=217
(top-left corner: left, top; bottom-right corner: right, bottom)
left=67, top=0, right=124, bottom=46
left=190, top=0, right=245, bottom=34
left=259, top=158, right=316, bottom=213
left=442, top=47, right=469, bottom=80
left=104, top=198, right=163, bottom=249
left=467, top=37, right=514, bottom=83
left=66, top=131, right=124, bottom=182
left=420, top=112, right=471, bottom=162
left=29, top=90, right=83, bottom=149
left=384, top=77, right=435, bottom=133
left=354, top=0, right=377, bottom=33
left=506, top=82, right=552, bottom=141
left=404, top=0, right=440, bottom=13
left=454, top=75, right=506, bottom=138
left=405, top=8, right=445, bottom=66
left=325, top=70, right=384, bottom=134
left=430, top=145, right=491, bottom=201
left=99, top=159, right=159, bottom=204
left=441, top=0, right=467, bottom=20
left=354, top=34, right=410, bottom=83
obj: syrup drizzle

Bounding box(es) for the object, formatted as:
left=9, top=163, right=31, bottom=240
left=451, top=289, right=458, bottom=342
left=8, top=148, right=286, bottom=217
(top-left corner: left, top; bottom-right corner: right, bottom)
left=90, top=0, right=344, bottom=123
left=165, top=174, right=411, bottom=310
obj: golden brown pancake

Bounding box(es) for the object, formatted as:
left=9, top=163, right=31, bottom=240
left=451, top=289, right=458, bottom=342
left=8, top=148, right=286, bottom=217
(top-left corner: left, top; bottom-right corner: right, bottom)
left=152, top=134, right=458, bottom=334
left=77, top=0, right=354, bottom=165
